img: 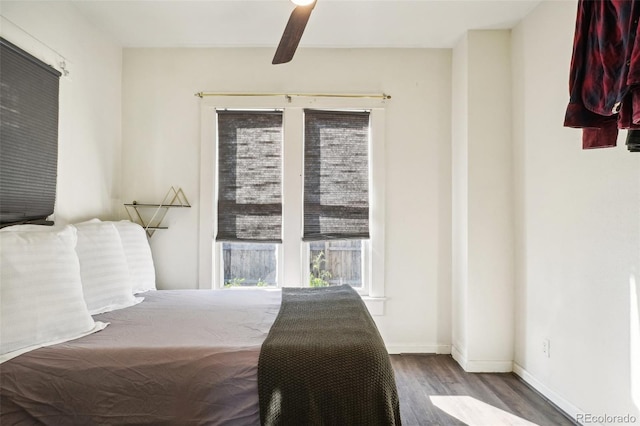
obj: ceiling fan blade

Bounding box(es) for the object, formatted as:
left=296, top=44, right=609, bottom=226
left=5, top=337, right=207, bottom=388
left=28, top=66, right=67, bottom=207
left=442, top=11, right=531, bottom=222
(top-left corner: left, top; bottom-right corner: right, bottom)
left=272, top=1, right=316, bottom=65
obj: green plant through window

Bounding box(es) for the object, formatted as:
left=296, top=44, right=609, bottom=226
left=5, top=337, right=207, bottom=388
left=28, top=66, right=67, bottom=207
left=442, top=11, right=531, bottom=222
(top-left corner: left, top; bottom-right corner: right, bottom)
left=224, top=277, right=245, bottom=287
left=224, top=277, right=270, bottom=287
left=309, top=251, right=332, bottom=287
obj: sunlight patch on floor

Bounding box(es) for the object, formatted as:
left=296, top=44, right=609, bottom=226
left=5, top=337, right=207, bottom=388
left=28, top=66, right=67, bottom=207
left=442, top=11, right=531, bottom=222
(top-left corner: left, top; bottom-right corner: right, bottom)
left=631, top=273, right=639, bottom=410
left=430, top=395, right=540, bottom=426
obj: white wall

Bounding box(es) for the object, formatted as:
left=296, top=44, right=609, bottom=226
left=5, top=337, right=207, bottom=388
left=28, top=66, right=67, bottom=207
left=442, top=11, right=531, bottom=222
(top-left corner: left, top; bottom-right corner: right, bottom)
left=4, top=1, right=640, bottom=419
left=121, top=47, right=453, bottom=352
left=452, top=34, right=470, bottom=364
left=452, top=30, right=514, bottom=373
left=512, top=0, right=640, bottom=420
left=0, top=1, right=123, bottom=224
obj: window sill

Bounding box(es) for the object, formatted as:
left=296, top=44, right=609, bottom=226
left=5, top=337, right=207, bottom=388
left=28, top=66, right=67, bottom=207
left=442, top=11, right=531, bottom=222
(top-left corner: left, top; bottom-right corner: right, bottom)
left=361, top=296, right=386, bottom=316
left=214, top=287, right=386, bottom=315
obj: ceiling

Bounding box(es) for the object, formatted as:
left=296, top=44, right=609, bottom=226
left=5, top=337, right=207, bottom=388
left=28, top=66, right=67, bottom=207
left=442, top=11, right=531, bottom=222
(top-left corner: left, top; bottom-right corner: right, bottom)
left=69, top=0, right=543, bottom=49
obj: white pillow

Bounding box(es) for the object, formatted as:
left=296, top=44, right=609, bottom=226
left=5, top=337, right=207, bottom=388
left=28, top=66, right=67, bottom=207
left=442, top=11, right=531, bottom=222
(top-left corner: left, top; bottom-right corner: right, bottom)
left=73, top=221, right=142, bottom=314
left=0, top=225, right=107, bottom=362
left=0, top=224, right=62, bottom=232
left=111, top=221, right=156, bottom=294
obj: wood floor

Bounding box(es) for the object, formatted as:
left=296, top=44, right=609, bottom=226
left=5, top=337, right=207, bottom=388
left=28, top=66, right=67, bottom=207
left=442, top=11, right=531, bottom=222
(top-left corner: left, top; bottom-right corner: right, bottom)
left=389, top=354, right=576, bottom=426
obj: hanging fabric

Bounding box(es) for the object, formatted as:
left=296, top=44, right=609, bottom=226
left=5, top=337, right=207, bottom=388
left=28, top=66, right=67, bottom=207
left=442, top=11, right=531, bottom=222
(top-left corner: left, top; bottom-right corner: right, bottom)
left=626, top=130, right=640, bottom=152
left=564, top=0, right=640, bottom=150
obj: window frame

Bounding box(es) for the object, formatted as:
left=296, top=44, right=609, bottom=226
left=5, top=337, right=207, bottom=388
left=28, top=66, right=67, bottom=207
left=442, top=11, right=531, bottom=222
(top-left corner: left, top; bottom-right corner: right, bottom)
left=198, top=96, right=386, bottom=306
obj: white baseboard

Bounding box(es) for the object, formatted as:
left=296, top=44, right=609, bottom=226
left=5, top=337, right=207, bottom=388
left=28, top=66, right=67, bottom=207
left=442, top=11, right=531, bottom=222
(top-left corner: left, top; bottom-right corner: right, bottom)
left=451, top=345, right=513, bottom=373
left=386, top=344, right=451, bottom=355
left=451, top=345, right=466, bottom=367
left=513, top=362, right=584, bottom=424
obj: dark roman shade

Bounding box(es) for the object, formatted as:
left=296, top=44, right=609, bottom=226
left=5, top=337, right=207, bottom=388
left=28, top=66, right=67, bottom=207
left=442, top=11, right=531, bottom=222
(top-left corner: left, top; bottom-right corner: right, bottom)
left=303, top=109, right=370, bottom=241
left=216, top=110, right=283, bottom=242
left=0, top=38, right=61, bottom=226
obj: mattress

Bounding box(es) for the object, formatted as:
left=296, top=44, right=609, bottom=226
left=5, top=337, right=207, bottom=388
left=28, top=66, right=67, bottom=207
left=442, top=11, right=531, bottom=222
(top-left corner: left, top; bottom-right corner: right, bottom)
left=0, top=289, right=282, bottom=425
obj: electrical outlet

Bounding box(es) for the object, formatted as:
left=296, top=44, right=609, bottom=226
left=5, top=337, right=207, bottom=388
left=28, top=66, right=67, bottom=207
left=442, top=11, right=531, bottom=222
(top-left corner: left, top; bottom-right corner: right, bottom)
left=542, top=339, right=550, bottom=358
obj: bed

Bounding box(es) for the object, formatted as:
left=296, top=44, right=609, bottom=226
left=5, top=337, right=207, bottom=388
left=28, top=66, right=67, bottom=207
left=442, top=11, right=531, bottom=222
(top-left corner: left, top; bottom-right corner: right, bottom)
left=0, top=221, right=401, bottom=425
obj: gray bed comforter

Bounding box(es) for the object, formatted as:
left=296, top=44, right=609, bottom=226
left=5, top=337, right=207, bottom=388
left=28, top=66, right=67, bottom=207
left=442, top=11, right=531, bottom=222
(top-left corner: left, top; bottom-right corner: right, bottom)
left=0, top=289, right=281, bottom=425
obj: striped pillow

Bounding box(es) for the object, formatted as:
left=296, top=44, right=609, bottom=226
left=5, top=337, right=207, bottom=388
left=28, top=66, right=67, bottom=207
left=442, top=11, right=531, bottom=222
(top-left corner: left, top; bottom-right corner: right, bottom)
left=111, top=221, right=156, bottom=294
left=73, top=221, right=141, bottom=314
left=0, top=225, right=107, bottom=362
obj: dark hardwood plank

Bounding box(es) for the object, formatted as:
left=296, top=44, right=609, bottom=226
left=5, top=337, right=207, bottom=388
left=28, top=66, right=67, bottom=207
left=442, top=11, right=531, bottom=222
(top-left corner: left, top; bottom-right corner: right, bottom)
left=390, top=354, right=577, bottom=426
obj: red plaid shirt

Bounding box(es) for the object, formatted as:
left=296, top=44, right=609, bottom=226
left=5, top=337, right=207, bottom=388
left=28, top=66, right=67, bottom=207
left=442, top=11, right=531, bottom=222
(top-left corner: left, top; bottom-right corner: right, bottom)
left=564, top=0, right=640, bottom=149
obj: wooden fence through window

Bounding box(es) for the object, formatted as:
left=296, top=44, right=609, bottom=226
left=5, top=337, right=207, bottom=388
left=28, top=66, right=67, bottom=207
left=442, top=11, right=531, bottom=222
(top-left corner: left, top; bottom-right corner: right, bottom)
left=222, top=241, right=362, bottom=287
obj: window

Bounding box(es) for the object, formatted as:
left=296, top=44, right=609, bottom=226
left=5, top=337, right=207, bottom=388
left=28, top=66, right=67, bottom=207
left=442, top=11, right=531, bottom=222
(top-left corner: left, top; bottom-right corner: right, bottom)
left=309, top=240, right=364, bottom=288
left=222, top=242, right=278, bottom=287
left=0, top=38, right=61, bottom=226
left=216, top=111, right=283, bottom=287
left=200, top=96, right=385, bottom=304
left=303, top=109, right=370, bottom=290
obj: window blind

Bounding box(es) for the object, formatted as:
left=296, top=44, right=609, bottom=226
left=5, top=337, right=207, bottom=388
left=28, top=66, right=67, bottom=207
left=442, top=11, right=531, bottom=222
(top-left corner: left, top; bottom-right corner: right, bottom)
left=216, top=111, right=283, bottom=242
left=303, top=109, right=370, bottom=241
left=0, top=38, right=61, bottom=226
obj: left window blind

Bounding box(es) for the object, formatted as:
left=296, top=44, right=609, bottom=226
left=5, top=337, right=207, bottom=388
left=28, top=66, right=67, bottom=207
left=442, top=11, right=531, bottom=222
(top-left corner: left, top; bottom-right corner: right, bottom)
left=216, top=110, right=283, bottom=242
left=0, top=38, right=61, bottom=226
